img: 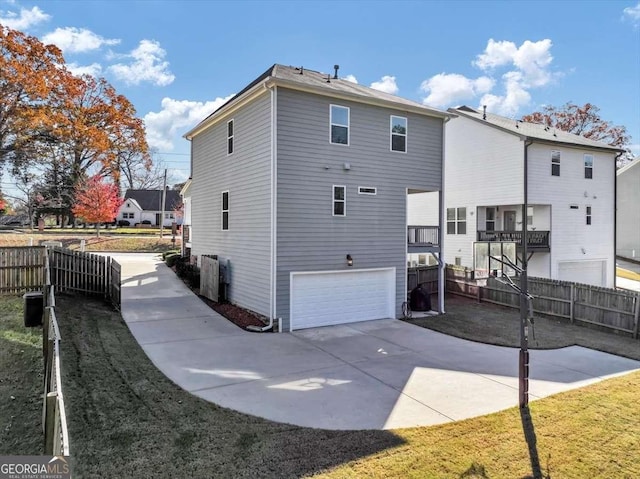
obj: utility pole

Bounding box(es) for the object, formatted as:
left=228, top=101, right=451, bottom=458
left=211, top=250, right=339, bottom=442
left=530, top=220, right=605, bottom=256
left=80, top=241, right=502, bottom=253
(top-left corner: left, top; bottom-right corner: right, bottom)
left=519, top=202, right=529, bottom=408
left=160, top=169, right=167, bottom=238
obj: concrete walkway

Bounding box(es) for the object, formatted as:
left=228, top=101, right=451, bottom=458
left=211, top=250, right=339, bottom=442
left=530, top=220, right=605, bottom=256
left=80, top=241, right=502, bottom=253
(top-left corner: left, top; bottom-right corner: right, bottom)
left=114, top=253, right=640, bottom=430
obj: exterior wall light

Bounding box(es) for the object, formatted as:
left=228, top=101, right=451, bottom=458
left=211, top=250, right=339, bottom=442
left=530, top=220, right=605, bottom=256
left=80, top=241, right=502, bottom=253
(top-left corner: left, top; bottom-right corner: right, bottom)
left=346, top=254, right=353, bottom=267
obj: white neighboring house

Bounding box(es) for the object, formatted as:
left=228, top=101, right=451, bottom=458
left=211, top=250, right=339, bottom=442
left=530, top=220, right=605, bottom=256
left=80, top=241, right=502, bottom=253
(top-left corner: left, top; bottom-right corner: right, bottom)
left=616, top=159, right=640, bottom=261
left=410, top=106, right=624, bottom=288
left=117, top=188, right=183, bottom=227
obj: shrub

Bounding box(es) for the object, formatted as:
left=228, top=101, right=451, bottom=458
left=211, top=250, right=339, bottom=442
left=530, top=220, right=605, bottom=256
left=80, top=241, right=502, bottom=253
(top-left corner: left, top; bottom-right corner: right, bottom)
left=165, top=253, right=181, bottom=268
left=185, top=265, right=200, bottom=289
left=141, top=220, right=152, bottom=225
left=118, top=220, right=130, bottom=227
left=162, top=250, right=180, bottom=260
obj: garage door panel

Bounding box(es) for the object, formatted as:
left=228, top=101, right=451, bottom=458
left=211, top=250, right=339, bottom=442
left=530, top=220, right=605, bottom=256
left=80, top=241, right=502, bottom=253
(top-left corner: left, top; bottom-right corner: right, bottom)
left=290, top=268, right=396, bottom=331
left=558, top=261, right=605, bottom=286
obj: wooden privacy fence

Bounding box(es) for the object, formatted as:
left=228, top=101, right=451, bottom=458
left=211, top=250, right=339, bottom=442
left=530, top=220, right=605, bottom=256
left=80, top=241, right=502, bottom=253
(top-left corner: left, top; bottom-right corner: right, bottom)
left=0, top=246, right=121, bottom=309
left=49, top=247, right=121, bottom=310
left=42, top=254, right=70, bottom=457
left=407, top=265, right=439, bottom=295
left=446, top=266, right=640, bottom=339
left=0, top=246, right=46, bottom=294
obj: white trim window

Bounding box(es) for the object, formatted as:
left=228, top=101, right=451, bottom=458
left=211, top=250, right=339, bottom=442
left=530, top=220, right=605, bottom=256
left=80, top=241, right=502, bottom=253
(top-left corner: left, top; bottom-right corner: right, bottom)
left=486, top=207, right=496, bottom=231
left=330, top=105, right=349, bottom=145
left=551, top=150, right=560, bottom=176
left=358, top=186, right=377, bottom=195
left=221, top=191, right=229, bottom=230
left=527, top=206, right=534, bottom=226
left=390, top=115, right=407, bottom=152
left=227, top=119, right=234, bottom=155
left=447, top=207, right=466, bottom=234
left=586, top=205, right=592, bottom=225
left=584, top=154, right=593, bottom=179
left=332, top=185, right=346, bottom=216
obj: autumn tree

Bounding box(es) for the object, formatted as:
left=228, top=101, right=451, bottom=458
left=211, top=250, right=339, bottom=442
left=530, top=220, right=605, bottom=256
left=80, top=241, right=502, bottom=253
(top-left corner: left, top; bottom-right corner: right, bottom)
left=522, top=102, right=632, bottom=166
left=72, top=176, right=123, bottom=236
left=0, top=25, right=69, bottom=194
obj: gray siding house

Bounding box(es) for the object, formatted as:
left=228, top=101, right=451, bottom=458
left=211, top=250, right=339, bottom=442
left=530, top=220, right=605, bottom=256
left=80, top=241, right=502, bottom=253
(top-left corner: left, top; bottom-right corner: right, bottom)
left=185, top=64, right=448, bottom=331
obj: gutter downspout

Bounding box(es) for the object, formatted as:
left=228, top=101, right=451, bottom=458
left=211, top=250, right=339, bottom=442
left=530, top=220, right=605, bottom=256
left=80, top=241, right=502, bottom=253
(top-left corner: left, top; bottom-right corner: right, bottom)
left=438, top=116, right=451, bottom=314
left=613, top=151, right=624, bottom=289
left=248, top=82, right=277, bottom=333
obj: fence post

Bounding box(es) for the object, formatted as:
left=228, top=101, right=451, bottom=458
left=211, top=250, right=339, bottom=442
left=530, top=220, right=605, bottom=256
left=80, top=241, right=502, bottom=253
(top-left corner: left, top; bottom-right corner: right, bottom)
left=44, top=391, right=57, bottom=454
left=569, top=284, right=575, bottom=324
left=633, top=294, right=640, bottom=340
left=476, top=283, right=481, bottom=303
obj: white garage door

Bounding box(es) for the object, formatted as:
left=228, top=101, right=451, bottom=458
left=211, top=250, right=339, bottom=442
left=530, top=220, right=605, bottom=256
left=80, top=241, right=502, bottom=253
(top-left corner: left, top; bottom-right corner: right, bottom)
left=290, top=268, right=396, bottom=331
left=558, top=260, right=605, bottom=286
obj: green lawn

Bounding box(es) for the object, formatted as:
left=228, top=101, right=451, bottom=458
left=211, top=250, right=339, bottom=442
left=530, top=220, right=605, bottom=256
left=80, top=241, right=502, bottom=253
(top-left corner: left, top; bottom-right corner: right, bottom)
left=0, top=233, right=178, bottom=252
left=0, top=296, right=43, bottom=455
left=53, top=295, right=640, bottom=478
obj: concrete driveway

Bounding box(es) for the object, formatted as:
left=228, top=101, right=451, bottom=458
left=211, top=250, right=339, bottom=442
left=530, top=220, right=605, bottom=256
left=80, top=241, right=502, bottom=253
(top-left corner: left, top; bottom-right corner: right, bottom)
left=114, top=253, right=640, bottom=430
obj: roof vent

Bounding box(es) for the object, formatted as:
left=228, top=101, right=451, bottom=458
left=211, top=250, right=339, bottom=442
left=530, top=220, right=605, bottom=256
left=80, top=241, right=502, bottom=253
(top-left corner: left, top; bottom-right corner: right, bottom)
left=482, top=105, right=487, bottom=120
left=326, top=73, right=331, bottom=83
left=299, top=66, right=304, bottom=75
left=333, top=64, right=340, bottom=79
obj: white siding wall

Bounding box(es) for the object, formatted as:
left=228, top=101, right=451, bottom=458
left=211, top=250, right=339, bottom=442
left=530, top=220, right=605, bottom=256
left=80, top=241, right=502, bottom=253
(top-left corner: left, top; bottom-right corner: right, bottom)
left=190, top=92, right=272, bottom=316
left=443, top=116, right=524, bottom=267
left=616, top=160, right=640, bottom=259
left=528, top=143, right=616, bottom=287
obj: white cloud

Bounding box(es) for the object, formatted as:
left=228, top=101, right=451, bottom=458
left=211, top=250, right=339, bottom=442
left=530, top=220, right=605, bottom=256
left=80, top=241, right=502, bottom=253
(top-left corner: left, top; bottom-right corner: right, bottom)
left=623, top=2, right=640, bottom=25
left=42, top=27, right=120, bottom=53
left=479, top=71, right=531, bottom=117
left=421, top=38, right=555, bottom=115
left=67, top=62, right=102, bottom=77
left=370, top=75, right=399, bottom=94
left=143, top=95, right=235, bottom=151
left=108, top=39, right=175, bottom=87
left=0, top=6, right=49, bottom=30
left=420, top=73, right=494, bottom=108
left=343, top=74, right=358, bottom=84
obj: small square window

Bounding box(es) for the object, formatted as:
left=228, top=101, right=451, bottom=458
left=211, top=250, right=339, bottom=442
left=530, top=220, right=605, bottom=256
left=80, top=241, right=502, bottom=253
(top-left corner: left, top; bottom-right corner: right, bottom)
left=333, top=185, right=346, bottom=216
left=330, top=105, right=349, bottom=145
left=584, top=154, right=593, bottom=179
left=390, top=116, right=407, bottom=152
left=227, top=120, right=234, bottom=155
left=222, top=191, right=229, bottom=230
left=586, top=206, right=592, bottom=225
left=551, top=151, right=560, bottom=176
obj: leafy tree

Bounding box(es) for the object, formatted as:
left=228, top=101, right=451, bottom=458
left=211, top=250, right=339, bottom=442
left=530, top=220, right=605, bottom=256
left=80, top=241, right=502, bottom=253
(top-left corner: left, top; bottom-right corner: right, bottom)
left=72, top=176, right=123, bottom=236
left=0, top=193, right=6, bottom=214
left=521, top=102, right=632, bottom=166
left=0, top=25, right=69, bottom=192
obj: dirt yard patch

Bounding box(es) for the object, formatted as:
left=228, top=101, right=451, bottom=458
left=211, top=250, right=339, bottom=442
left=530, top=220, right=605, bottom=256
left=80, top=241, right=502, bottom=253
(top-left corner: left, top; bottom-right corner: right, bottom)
left=0, top=233, right=177, bottom=252
left=407, top=294, right=640, bottom=361
left=0, top=296, right=43, bottom=455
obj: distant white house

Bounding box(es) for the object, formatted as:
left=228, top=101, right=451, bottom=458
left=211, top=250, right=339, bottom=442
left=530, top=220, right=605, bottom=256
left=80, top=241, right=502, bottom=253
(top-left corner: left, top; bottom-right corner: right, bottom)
left=117, top=188, right=183, bottom=227
left=410, top=106, right=624, bottom=288
left=616, top=159, right=640, bottom=260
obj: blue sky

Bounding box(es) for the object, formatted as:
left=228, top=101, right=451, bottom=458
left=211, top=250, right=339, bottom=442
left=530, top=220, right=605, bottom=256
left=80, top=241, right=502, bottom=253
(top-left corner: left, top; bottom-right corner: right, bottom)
left=1, top=0, right=639, bottom=186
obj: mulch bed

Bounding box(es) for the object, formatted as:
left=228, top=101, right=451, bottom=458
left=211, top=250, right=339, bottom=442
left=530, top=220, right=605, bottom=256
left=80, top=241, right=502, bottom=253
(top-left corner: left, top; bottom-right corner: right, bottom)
left=170, top=264, right=269, bottom=330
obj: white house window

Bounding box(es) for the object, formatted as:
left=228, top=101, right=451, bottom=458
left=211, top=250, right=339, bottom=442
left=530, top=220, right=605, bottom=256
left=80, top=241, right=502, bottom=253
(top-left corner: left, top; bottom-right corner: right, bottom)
left=222, top=191, right=229, bottom=230
left=551, top=151, right=560, bottom=176
left=165, top=213, right=174, bottom=219
left=330, top=105, right=349, bottom=145
left=390, top=116, right=407, bottom=152
left=586, top=206, right=592, bottom=225
left=584, top=154, right=593, bottom=179
left=358, top=186, right=377, bottom=195
left=333, top=185, right=346, bottom=216
left=123, top=212, right=134, bottom=219
left=527, top=206, right=534, bottom=226
left=227, top=120, right=234, bottom=155
left=486, top=207, right=496, bottom=231
left=447, top=207, right=466, bottom=234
